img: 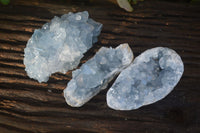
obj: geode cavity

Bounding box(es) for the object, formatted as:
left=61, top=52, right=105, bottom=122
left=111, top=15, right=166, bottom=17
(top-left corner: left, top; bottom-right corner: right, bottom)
left=107, top=47, right=184, bottom=110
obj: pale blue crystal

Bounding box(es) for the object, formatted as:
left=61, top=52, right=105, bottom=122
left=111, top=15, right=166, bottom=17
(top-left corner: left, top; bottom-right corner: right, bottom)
left=107, top=47, right=184, bottom=110
left=24, top=11, right=102, bottom=82
left=64, top=43, right=134, bottom=107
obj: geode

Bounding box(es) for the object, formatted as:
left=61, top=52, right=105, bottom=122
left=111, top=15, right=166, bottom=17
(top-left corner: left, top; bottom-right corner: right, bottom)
left=64, top=43, right=134, bottom=107
left=24, top=11, right=102, bottom=82
left=107, top=47, right=184, bottom=110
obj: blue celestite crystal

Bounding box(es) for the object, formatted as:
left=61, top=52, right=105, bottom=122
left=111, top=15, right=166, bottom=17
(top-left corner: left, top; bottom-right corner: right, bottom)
left=107, top=47, right=184, bottom=110
left=64, top=43, right=134, bottom=107
left=24, top=11, right=102, bottom=82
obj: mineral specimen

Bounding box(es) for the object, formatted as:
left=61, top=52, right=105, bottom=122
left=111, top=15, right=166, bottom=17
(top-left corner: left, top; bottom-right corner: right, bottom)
left=64, top=43, right=134, bottom=107
left=107, top=47, right=184, bottom=110
left=24, top=11, right=102, bottom=83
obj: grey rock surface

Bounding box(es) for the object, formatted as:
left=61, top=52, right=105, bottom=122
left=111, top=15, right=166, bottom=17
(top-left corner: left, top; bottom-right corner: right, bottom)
left=107, top=47, right=184, bottom=110
left=24, top=11, right=102, bottom=82
left=64, top=43, right=134, bottom=107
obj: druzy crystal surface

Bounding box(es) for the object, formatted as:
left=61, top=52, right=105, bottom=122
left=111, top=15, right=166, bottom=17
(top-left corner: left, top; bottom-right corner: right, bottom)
left=107, top=47, right=184, bottom=110
left=64, top=43, right=134, bottom=107
left=24, top=11, right=102, bottom=82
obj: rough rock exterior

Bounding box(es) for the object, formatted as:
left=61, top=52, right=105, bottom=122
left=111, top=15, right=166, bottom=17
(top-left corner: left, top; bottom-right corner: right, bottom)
left=107, top=47, right=184, bottom=110
left=64, top=43, right=134, bottom=107
left=24, top=11, right=102, bottom=82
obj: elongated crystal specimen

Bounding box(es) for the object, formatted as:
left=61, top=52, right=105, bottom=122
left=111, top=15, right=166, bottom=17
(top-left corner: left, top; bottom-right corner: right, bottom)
left=64, top=43, right=134, bottom=107
left=107, top=47, right=184, bottom=110
left=24, top=11, right=102, bottom=83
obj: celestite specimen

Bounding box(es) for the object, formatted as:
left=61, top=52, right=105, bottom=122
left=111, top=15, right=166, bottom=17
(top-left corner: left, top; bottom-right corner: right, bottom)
left=24, top=11, right=102, bottom=82
left=107, top=47, right=184, bottom=110
left=64, top=43, right=134, bottom=107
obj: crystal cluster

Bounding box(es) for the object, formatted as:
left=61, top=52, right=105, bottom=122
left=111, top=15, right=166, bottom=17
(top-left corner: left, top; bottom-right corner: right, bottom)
left=107, top=47, right=184, bottom=110
left=23, top=11, right=184, bottom=110
left=64, top=43, right=133, bottom=107
left=24, top=11, right=102, bottom=82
